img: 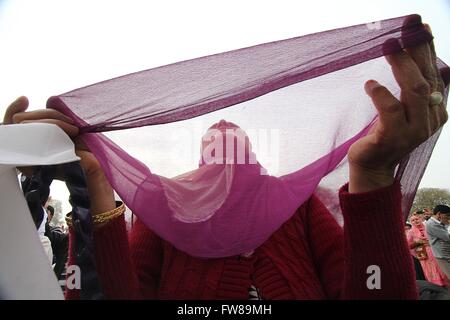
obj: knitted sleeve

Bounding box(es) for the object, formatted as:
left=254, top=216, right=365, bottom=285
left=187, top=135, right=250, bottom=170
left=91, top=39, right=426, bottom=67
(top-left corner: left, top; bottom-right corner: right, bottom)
left=338, top=181, right=418, bottom=299
left=65, top=215, right=163, bottom=299
left=305, top=181, right=418, bottom=299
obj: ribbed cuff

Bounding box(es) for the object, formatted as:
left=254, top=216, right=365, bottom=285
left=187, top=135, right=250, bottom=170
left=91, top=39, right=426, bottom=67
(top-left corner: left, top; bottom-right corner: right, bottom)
left=339, top=180, right=401, bottom=212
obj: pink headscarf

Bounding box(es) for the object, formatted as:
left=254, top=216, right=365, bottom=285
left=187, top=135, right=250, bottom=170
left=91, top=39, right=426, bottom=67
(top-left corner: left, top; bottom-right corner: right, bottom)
left=48, top=14, right=449, bottom=257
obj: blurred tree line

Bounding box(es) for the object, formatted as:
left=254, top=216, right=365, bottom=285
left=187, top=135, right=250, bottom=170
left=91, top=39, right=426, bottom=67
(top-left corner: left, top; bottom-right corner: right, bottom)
left=412, top=188, right=450, bottom=213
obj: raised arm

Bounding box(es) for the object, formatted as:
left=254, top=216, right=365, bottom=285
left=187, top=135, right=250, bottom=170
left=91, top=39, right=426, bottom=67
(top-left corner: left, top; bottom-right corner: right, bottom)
left=333, top=22, right=448, bottom=298
left=3, top=99, right=162, bottom=299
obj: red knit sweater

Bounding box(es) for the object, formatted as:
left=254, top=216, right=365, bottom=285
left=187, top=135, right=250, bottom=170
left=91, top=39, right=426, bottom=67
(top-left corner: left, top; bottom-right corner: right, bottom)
left=66, top=182, right=418, bottom=299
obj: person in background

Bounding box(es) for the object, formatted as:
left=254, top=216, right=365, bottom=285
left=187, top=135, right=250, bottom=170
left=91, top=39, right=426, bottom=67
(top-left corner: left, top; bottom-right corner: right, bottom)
left=426, top=205, right=450, bottom=280
left=405, top=221, right=426, bottom=281
left=37, top=204, right=53, bottom=264
left=407, top=213, right=447, bottom=287
left=46, top=205, right=54, bottom=224
left=423, top=208, right=433, bottom=221
left=405, top=222, right=412, bottom=233
left=45, top=205, right=69, bottom=280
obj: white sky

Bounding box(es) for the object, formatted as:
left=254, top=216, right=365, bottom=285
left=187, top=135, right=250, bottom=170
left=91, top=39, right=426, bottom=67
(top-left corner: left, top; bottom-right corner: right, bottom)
left=1, top=0, right=449, bottom=214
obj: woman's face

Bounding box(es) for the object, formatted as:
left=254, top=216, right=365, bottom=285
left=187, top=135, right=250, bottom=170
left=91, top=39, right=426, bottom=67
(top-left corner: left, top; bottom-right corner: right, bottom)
left=200, top=120, right=252, bottom=165
left=410, top=215, right=423, bottom=226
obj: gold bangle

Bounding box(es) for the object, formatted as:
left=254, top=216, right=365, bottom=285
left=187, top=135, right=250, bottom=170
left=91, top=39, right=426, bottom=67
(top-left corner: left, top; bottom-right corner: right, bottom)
left=66, top=202, right=125, bottom=228
left=93, top=202, right=125, bottom=224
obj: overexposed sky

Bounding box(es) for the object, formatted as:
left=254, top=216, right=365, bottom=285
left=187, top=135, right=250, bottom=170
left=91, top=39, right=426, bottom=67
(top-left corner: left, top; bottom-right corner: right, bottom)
left=1, top=0, right=449, bottom=214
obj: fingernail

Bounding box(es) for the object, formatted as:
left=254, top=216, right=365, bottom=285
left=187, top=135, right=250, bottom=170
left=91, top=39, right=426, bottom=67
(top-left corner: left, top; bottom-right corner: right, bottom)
left=364, top=80, right=379, bottom=93
left=15, top=96, right=27, bottom=104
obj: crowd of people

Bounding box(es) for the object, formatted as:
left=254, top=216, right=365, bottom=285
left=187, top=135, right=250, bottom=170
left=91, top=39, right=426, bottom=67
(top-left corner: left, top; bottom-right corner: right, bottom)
left=405, top=205, right=450, bottom=292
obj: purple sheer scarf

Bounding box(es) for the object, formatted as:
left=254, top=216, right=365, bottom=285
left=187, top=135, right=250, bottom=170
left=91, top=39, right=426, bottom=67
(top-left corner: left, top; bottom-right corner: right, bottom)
left=47, top=14, right=449, bottom=257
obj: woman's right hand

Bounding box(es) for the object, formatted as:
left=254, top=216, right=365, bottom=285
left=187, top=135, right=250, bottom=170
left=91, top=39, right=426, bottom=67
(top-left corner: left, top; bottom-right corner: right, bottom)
left=3, top=96, right=101, bottom=176
left=3, top=96, right=116, bottom=215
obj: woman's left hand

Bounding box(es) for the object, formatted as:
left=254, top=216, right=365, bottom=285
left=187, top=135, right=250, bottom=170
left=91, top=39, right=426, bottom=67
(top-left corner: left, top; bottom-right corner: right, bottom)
left=348, top=24, right=448, bottom=193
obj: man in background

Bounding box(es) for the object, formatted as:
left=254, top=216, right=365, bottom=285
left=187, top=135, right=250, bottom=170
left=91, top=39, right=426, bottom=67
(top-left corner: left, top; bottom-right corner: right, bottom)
left=423, top=208, right=433, bottom=221
left=45, top=205, right=69, bottom=280
left=425, top=205, right=450, bottom=279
